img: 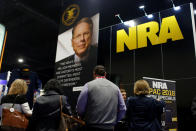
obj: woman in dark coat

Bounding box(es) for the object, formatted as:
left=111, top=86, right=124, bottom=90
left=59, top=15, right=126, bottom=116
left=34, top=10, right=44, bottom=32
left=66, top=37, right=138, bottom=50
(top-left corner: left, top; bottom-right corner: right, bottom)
left=28, top=78, right=72, bottom=131
left=126, top=80, right=165, bottom=131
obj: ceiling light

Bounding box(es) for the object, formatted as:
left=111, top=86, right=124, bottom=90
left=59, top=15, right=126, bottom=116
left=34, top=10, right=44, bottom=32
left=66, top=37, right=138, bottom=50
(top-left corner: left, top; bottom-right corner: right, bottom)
left=124, top=20, right=135, bottom=27
left=139, top=5, right=147, bottom=16
left=147, top=14, right=153, bottom=18
left=139, top=5, right=145, bottom=9
left=18, top=58, right=24, bottom=63
left=169, top=0, right=181, bottom=11
left=174, top=6, right=181, bottom=11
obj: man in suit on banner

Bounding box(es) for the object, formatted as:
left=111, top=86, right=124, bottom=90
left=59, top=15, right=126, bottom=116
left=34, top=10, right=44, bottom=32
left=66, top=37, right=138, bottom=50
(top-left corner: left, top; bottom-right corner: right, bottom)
left=67, top=17, right=97, bottom=85
left=70, top=17, right=97, bottom=64
left=55, top=17, right=98, bottom=110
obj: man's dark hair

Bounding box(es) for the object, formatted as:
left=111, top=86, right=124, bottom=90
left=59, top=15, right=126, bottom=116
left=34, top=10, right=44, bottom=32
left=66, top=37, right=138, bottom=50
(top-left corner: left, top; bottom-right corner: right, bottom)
left=72, top=17, right=93, bottom=36
left=43, top=78, right=63, bottom=94
left=120, top=88, right=126, bottom=93
left=93, top=65, right=106, bottom=76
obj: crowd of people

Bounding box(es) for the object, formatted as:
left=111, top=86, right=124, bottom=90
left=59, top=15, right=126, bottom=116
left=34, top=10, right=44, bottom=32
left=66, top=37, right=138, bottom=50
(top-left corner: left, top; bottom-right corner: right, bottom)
left=0, top=65, right=165, bottom=131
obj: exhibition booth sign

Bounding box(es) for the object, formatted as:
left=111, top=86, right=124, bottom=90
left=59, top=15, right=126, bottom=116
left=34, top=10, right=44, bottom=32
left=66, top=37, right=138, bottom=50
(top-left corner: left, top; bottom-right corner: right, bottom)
left=55, top=0, right=99, bottom=109
left=143, top=77, right=177, bottom=131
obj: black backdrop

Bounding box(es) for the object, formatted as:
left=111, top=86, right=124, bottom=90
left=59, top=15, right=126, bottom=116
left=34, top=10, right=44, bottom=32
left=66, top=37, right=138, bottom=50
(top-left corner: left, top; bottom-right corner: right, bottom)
left=98, top=3, right=196, bottom=131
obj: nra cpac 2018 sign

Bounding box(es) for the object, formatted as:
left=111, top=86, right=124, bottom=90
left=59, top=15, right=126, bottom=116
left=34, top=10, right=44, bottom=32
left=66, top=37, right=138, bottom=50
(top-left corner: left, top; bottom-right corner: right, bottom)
left=143, top=77, right=177, bottom=131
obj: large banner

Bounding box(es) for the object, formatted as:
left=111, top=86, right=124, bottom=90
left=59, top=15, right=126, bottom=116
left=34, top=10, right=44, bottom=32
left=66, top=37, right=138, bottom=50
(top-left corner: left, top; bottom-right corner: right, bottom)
left=55, top=0, right=99, bottom=110
left=143, top=77, right=177, bottom=131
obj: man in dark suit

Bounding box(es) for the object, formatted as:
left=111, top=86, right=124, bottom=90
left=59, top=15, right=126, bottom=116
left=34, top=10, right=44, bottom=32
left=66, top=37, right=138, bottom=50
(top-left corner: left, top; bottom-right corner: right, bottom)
left=71, top=17, right=97, bottom=64
left=55, top=17, right=97, bottom=110
left=65, top=17, right=97, bottom=85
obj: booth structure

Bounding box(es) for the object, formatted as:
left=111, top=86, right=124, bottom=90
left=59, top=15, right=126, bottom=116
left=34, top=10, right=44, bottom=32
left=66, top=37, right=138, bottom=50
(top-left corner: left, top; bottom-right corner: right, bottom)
left=55, top=1, right=196, bottom=130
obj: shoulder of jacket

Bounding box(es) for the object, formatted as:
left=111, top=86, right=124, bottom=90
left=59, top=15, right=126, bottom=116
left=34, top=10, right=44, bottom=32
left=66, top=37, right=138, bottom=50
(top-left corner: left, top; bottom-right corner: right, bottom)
left=35, top=95, right=44, bottom=103
left=90, top=44, right=98, bottom=49
left=127, top=96, right=134, bottom=101
left=86, top=79, right=97, bottom=85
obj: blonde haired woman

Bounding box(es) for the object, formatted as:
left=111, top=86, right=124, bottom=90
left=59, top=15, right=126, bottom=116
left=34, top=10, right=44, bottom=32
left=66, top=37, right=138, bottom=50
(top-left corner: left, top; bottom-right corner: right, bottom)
left=1, top=79, right=32, bottom=117
left=126, top=80, right=165, bottom=131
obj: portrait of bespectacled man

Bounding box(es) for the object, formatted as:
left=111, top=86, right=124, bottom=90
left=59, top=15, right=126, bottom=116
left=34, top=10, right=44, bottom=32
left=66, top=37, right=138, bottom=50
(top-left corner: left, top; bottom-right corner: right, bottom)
left=70, top=17, right=97, bottom=64
left=55, top=14, right=99, bottom=89
left=56, top=14, right=99, bottom=63
left=55, top=14, right=99, bottom=110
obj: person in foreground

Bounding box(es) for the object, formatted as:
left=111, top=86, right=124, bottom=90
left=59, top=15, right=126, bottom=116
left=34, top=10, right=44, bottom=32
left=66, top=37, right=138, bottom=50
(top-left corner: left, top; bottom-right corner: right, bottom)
left=1, top=79, right=32, bottom=117
left=126, top=80, right=165, bottom=131
left=76, top=65, right=126, bottom=131
left=28, top=79, right=72, bottom=131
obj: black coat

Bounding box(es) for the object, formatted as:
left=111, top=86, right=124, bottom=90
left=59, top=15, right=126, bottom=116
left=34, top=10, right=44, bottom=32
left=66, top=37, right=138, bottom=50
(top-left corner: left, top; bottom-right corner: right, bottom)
left=126, top=96, right=165, bottom=131
left=28, top=91, right=72, bottom=131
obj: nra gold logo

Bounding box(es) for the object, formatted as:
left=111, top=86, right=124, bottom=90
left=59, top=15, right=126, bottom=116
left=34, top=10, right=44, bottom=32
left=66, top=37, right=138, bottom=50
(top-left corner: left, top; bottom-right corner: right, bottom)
left=116, top=16, right=184, bottom=53
left=62, top=4, right=80, bottom=26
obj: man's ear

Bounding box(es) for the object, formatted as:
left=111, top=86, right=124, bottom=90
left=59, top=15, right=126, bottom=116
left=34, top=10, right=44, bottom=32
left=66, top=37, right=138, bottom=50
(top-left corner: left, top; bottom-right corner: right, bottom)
left=93, top=72, right=96, bottom=79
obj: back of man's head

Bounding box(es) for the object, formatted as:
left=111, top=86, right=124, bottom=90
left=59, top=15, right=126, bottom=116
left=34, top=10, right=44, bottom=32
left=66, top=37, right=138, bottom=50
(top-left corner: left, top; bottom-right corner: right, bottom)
left=93, top=65, right=106, bottom=76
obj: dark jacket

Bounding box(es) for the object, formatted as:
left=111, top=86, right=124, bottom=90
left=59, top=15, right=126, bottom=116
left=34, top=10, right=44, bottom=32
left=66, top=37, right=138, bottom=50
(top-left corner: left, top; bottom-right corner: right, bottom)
left=126, top=96, right=165, bottom=131
left=28, top=90, right=72, bottom=131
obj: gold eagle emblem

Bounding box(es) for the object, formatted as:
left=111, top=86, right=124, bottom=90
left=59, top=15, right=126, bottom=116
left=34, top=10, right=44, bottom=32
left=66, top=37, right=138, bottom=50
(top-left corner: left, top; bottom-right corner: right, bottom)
left=62, top=4, right=80, bottom=26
